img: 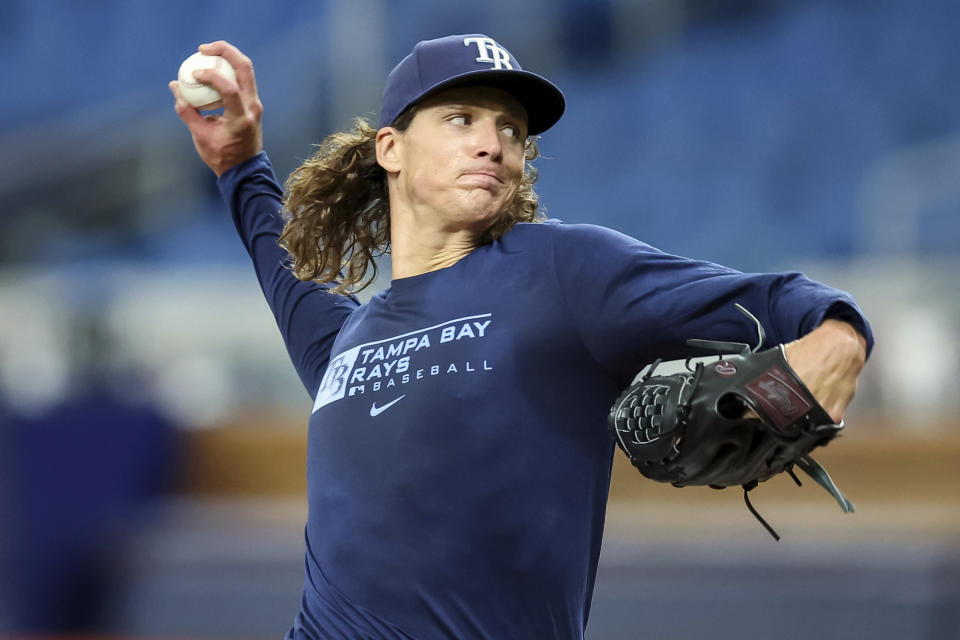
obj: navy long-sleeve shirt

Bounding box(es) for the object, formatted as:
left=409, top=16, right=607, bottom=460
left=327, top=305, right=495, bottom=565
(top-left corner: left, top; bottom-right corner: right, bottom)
left=219, top=152, right=873, bottom=640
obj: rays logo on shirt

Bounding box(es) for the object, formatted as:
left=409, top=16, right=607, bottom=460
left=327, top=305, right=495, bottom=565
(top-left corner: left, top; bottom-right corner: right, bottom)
left=313, top=346, right=362, bottom=410
left=312, top=313, right=494, bottom=413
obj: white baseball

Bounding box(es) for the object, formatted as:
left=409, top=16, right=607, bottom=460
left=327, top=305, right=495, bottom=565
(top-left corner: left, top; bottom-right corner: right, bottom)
left=177, top=52, right=237, bottom=108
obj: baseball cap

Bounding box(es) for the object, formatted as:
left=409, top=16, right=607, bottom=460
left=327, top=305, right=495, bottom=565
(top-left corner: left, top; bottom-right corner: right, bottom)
left=379, top=34, right=565, bottom=135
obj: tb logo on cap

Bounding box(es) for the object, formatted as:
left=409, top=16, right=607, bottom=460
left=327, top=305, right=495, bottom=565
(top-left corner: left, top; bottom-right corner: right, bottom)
left=464, top=37, right=513, bottom=70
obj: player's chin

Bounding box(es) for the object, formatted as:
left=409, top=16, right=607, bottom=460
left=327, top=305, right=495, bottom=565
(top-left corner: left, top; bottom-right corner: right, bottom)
left=457, top=182, right=505, bottom=205
left=456, top=189, right=506, bottom=214
left=463, top=181, right=517, bottom=207
left=447, top=207, right=503, bottom=237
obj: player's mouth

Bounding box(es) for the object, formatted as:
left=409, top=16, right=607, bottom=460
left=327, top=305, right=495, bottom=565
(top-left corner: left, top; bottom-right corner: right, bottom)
left=459, top=170, right=505, bottom=189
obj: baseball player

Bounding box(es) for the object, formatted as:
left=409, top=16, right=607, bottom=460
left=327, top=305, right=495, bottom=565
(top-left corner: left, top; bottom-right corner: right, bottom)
left=170, top=34, right=872, bottom=640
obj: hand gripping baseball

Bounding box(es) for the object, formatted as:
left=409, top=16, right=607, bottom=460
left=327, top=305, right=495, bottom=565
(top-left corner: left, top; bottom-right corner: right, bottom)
left=169, top=41, right=264, bottom=176
left=608, top=304, right=856, bottom=540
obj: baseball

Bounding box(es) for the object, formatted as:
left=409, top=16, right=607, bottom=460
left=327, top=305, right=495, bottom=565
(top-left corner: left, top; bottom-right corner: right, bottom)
left=177, top=52, right=237, bottom=108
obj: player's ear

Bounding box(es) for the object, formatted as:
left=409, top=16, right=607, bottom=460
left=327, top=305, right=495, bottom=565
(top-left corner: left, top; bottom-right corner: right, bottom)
left=376, top=127, right=401, bottom=173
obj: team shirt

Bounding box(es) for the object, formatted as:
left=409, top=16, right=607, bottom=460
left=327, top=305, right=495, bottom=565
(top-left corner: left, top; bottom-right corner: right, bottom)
left=219, top=152, right=873, bottom=640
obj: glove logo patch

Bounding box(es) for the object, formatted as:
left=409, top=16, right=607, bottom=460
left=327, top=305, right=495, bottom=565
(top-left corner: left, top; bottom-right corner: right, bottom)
left=745, top=366, right=813, bottom=432
left=714, top=361, right=738, bottom=376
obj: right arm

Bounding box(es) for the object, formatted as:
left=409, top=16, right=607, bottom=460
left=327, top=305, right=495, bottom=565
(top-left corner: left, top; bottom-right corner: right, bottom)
left=171, top=41, right=358, bottom=397
left=218, top=153, right=358, bottom=396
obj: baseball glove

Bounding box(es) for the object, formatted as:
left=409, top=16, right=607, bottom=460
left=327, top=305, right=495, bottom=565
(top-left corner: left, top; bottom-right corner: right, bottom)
left=607, top=304, right=854, bottom=540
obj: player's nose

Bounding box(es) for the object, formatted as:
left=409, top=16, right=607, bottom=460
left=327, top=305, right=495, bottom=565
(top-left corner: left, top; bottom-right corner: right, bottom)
left=471, top=118, right=503, bottom=162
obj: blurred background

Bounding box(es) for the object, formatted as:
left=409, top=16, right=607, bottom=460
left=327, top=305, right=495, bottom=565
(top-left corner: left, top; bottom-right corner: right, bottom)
left=1, top=0, right=958, bottom=638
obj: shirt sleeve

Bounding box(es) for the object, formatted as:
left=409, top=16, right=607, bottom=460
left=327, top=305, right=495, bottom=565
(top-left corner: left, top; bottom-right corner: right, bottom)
left=218, top=152, right=360, bottom=397
left=549, top=223, right=874, bottom=382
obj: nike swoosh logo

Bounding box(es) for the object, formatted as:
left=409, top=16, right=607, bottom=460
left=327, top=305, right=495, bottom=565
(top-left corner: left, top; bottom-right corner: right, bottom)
left=370, top=395, right=406, bottom=417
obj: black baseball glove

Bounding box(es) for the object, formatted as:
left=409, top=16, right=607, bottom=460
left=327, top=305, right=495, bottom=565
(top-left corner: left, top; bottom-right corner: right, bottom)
left=607, top=304, right=854, bottom=539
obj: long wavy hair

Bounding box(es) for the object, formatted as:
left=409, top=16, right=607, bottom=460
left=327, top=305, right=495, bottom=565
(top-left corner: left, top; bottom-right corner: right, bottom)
left=280, top=111, right=544, bottom=295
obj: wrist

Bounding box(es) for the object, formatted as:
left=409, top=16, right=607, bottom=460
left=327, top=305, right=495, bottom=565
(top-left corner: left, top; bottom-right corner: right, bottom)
left=818, top=318, right=867, bottom=365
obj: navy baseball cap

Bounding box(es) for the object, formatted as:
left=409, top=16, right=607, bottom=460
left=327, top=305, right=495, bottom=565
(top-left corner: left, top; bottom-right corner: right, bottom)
left=379, top=34, right=565, bottom=135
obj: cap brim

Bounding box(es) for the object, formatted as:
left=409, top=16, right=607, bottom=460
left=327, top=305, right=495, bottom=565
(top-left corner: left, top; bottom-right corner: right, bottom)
left=410, top=69, right=565, bottom=135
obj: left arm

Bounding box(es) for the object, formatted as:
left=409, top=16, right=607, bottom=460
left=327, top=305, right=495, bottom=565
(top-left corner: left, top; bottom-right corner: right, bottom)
left=785, top=318, right=867, bottom=423
left=549, top=223, right=874, bottom=418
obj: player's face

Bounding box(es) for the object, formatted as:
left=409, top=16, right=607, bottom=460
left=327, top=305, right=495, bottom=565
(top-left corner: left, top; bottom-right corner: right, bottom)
left=388, top=86, right=528, bottom=234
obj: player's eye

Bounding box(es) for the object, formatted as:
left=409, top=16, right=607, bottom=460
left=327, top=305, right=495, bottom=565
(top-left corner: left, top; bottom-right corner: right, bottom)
left=449, top=114, right=470, bottom=126
left=502, top=124, right=520, bottom=139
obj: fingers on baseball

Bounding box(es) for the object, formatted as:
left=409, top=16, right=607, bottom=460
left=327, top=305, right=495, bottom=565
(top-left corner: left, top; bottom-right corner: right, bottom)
left=170, top=81, right=208, bottom=128
left=199, top=40, right=258, bottom=95
left=187, top=68, right=238, bottom=109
